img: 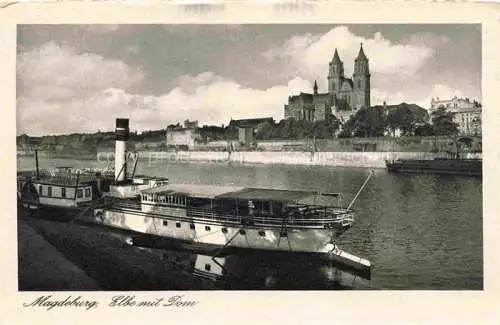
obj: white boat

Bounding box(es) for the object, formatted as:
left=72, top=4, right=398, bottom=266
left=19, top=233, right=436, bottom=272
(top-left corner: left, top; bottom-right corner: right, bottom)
left=89, top=118, right=372, bottom=278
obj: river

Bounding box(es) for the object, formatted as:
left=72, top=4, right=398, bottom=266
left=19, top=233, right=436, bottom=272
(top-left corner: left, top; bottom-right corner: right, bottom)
left=18, top=156, right=483, bottom=290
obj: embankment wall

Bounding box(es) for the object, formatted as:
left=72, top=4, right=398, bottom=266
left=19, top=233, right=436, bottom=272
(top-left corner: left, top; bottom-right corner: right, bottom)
left=96, top=151, right=482, bottom=169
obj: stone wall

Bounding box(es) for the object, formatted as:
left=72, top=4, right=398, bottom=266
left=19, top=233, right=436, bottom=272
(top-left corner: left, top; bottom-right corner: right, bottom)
left=96, top=150, right=482, bottom=169
left=189, top=136, right=481, bottom=153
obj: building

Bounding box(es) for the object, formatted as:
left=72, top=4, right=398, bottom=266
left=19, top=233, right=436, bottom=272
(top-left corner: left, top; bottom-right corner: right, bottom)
left=238, top=127, right=254, bottom=145
left=183, top=119, right=199, bottom=129
left=430, top=96, right=482, bottom=136
left=228, top=117, right=274, bottom=145
left=166, top=128, right=201, bottom=150
left=284, top=44, right=371, bottom=124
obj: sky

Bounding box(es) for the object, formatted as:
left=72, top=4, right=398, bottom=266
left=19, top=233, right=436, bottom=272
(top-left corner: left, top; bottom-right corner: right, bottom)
left=17, top=24, right=481, bottom=136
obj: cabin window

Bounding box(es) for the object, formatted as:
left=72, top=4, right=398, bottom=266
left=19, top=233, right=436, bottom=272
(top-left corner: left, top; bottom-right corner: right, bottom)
left=61, top=188, right=66, bottom=198
left=190, top=224, right=195, bottom=230
left=47, top=186, right=52, bottom=197
left=77, top=189, right=83, bottom=198
left=258, top=230, right=266, bottom=237
left=163, top=220, right=168, bottom=226
left=39, top=185, right=43, bottom=196
left=239, top=229, right=246, bottom=235
left=222, top=228, right=228, bottom=234
left=85, top=188, right=91, bottom=198
left=205, top=226, right=211, bottom=232
left=205, top=264, right=211, bottom=271
left=176, top=222, right=181, bottom=228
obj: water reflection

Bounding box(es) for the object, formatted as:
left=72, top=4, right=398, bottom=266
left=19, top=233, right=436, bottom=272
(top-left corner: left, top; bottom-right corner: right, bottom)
left=132, top=243, right=371, bottom=290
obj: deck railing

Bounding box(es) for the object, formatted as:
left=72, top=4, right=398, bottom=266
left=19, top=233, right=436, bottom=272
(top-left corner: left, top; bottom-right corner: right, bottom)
left=105, top=198, right=354, bottom=228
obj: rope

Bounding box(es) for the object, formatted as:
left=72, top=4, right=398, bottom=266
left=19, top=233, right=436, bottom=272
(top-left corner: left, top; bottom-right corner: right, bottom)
left=347, top=170, right=375, bottom=211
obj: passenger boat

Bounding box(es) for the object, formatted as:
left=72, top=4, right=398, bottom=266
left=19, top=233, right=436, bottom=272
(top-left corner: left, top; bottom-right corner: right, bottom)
left=89, top=118, right=372, bottom=277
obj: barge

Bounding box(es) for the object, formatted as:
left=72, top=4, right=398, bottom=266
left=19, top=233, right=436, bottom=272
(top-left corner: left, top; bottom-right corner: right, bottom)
left=386, top=158, right=482, bottom=177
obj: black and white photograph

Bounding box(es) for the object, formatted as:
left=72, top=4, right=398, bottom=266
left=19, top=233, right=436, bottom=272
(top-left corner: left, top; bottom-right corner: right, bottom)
left=16, top=23, right=483, bottom=292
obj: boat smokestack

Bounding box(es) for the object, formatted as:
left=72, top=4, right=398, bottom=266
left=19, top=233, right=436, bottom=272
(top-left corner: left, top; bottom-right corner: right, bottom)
left=115, top=118, right=129, bottom=182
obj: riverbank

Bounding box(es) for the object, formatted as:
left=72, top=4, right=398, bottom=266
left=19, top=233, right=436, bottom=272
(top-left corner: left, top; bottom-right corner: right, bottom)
left=18, top=219, right=100, bottom=290
left=97, top=151, right=482, bottom=169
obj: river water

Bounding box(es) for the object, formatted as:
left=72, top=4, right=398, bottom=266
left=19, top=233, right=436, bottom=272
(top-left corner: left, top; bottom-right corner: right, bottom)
left=18, top=156, right=483, bottom=290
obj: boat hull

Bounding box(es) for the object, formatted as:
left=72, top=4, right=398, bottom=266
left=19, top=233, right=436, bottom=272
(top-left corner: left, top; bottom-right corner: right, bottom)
left=89, top=209, right=370, bottom=279
left=19, top=199, right=92, bottom=222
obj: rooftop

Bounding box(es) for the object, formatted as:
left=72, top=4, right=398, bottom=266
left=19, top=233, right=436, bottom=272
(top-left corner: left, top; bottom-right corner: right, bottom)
left=228, top=117, right=274, bottom=128
left=141, top=183, right=341, bottom=202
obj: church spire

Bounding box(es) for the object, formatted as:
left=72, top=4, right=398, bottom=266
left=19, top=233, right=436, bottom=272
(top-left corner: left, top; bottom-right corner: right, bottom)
left=356, top=43, right=368, bottom=61
left=332, top=48, right=341, bottom=63
left=313, top=80, right=318, bottom=94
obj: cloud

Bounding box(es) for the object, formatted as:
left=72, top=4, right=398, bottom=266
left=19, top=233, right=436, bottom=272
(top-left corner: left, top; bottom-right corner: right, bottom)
left=414, top=84, right=466, bottom=109
left=18, top=42, right=144, bottom=100
left=264, top=26, right=435, bottom=86
left=17, top=42, right=146, bottom=135
left=371, top=84, right=469, bottom=110
left=125, top=45, right=139, bottom=55
left=371, top=88, right=406, bottom=106
left=17, top=41, right=311, bottom=135
left=132, top=74, right=311, bottom=131
left=79, top=25, right=122, bottom=33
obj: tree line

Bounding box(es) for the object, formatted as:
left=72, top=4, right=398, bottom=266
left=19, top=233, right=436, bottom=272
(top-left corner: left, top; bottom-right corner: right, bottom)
left=17, top=103, right=464, bottom=152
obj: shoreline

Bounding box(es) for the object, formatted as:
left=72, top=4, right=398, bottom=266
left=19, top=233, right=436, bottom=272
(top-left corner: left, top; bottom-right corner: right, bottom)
left=98, top=150, right=482, bottom=169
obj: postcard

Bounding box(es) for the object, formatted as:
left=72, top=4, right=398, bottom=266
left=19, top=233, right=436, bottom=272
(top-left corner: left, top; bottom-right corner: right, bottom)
left=0, top=1, right=499, bottom=324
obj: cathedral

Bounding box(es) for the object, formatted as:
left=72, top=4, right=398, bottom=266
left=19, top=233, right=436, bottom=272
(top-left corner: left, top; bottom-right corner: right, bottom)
left=284, top=44, right=371, bottom=123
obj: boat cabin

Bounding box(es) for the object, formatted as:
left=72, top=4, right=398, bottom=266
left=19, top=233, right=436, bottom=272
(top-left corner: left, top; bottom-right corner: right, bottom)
left=138, top=183, right=346, bottom=223
left=21, top=177, right=96, bottom=208
left=107, top=175, right=169, bottom=199
left=19, top=168, right=113, bottom=209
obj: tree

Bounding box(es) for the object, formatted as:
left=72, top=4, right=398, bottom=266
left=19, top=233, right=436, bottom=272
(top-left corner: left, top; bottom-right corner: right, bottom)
left=342, top=106, right=386, bottom=138
left=431, top=106, right=459, bottom=136
left=386, top=103, right=426, bottom=136
left=414, top=123, right=434, bottom=136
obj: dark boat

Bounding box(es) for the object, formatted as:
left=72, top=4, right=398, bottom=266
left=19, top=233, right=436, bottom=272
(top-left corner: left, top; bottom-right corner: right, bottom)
left=386, top=158, right=482, bottom=177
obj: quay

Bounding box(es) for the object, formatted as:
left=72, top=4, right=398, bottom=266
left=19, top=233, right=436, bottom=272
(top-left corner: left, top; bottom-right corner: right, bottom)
left=96, top=150, right=481, bottom=169
left=18, top=219, right=99, bottom=290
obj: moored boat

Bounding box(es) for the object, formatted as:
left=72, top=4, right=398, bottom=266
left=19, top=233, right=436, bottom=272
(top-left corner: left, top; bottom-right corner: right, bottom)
left=386, top=157, right=482, bottom=177
left=86, top=118, right=372, bottom=277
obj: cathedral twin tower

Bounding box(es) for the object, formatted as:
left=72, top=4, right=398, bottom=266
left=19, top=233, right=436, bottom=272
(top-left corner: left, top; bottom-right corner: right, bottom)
left=284, top=44, right=371, bottom=123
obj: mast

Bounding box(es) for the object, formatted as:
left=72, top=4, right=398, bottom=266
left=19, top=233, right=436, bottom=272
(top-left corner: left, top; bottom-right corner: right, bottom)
left=34, top=149, right=40, bottom=180
left=73, top=171, right=80, bottom=201
left=131, top=152, right=139, bottom=179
